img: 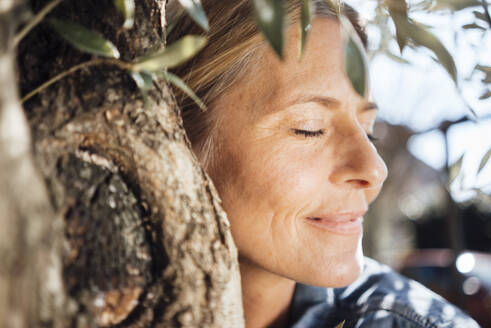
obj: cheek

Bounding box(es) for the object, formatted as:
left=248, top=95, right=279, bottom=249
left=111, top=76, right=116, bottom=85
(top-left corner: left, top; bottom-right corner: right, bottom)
left=211, top=133, right=364, bottom=287
left=245, top=142, right=328, bottom=206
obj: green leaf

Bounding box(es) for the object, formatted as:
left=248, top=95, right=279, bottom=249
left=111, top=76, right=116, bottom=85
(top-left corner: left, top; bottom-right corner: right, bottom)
left=49, top=19, right=120, bottom=58
left=385, top=51, right=411, bottom=64
left=406, top=21, right=457, bottom=83
left=479, top=90, right=491, bottom=99
left=432, top=0, right=481, bottom=11
left=387, top=0, right=409, bottom=52
left=299, top=0, right=312, bottom=59
left=130, top=71, right=154, bottom=91
left=130, top=71, right=154, bottom=108
left=133, top=35, right=207, bottom=72
left=345, top=37, right=367, bottom=97
left=177, top=0, right=209, bottom=31
left=462, top=23, right=485, bottom=30
left=114, top=0, right=135, bottom=29
left=340, top=16, right=368, bottom=98
left=253, top=0, right=285, bottom=59
left=475, top=65, right=491, bottom=84
left=449, top=153, right=464, bottom=185
left=156, top=71, right=207, bottom=111
left=165, top=5, right=186, bottom=39
left=324, top=0, right=342, bottom=14
left=475, top=65, right=491, bottom=74
left=473, top=10, right=488, bottom=22
left=334, top=320, right=346, bottom=328
left=478, top=148, right=491, bottom=174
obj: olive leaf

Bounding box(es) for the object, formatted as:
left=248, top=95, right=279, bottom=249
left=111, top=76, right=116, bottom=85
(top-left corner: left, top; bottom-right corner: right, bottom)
left=449, top=153, right=464, bottom=185
left=130, top=71, right=154, bottom=108
left=299, top=0, right=312, bottom=59
left=130, top=71, right=154, bottom=92
left=114, top=0, right=135, bottom=29
left=387, top=0, right=409, bottom=52
left=386, top=1, right=458, bottom=83
left=156, top=71, right=207, bottom=111
left=473, top=10, right=488, bottom=23
left=177, top=0, right=209, bottom=31
left=476, top=65, right=491, bottom=83
left=479, top=90, right=491, bottom=99
left=462, top=23, right=485, bottom=30
left=340, top=15, right=368, bottom=98
left=408, top=21, right=457, bottom=83
left=385, top=51, right=411, bottom=64
left=253, top=0, right=285, bottom=59
left=334, top=320, right=346, bottom=328
left=431, top=0, right=481, bottom=11
left=477, top=148, right=491, bottom=175
left=133, top=35, right=207, bottom=72
left=49, top=18, right=120, bottom=58
left=324, top=0, right=342, bottom=14
left=345, top=37, right=366, bottom=97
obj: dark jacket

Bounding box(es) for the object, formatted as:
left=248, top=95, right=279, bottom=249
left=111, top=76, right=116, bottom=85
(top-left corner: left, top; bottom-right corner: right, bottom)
left=288, top=257, right=480, bottom=328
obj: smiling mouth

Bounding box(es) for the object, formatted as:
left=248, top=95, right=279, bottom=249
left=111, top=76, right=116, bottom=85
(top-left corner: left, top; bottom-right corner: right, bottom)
left=305, top=213, right=364, bottom=235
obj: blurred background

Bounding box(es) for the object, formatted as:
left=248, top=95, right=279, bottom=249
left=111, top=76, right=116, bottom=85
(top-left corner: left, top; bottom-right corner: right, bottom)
left=346, top=0, right=491, bottom=326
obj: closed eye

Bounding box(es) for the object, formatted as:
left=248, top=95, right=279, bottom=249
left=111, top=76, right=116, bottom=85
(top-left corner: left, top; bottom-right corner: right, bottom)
left=292, top=129, right=325, bottom=137
left=293, top=129, right=377, bottom=142
left=367, top=134, right=378, bottom=142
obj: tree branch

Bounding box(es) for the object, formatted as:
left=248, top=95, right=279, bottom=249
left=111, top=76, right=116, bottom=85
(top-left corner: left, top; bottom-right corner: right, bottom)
left=13, top=0, right=64, bottom=47
left=21, top=58, right=132, bottom=104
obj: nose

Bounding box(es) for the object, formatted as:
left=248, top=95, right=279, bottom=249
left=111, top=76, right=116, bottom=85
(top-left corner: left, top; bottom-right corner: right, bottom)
left=328, top=128, right=388, bottom=189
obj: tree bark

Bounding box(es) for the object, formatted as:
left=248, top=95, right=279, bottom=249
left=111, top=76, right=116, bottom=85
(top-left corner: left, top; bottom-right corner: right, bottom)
left=2, top=0, right=244, bottom=327
left=0, top=1, right=66, bottom=326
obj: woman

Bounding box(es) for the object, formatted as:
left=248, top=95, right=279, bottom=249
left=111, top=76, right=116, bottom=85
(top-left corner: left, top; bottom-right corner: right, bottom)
left=168, top=1, right=480, bottom=327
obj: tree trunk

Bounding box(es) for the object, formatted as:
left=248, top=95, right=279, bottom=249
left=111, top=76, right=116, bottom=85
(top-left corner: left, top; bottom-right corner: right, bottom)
left=2, top=0, right=244, bottom=327
left=0, top=1, right=66, bottom=326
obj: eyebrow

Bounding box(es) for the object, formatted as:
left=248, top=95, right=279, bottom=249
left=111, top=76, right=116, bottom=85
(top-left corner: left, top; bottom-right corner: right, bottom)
left=284, top=95, right=378, bottom=113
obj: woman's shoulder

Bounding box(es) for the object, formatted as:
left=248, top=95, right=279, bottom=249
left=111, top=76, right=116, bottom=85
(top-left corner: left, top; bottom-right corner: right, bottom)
left=288, top=257, right=481, bottom=328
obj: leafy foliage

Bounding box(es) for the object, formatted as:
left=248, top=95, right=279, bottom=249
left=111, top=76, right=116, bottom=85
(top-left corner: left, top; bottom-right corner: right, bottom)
left=340, top=15, right=368, bottom=97
left=177, top=0, right=209, bottom=31
left=49, top=18, right=120, bottom=58
left=449, top=153, right=464, bottom=185
left=430, top=0, right=482, bottom=12
left=133, top=35, right=207, bottom=72
left=130, top=71, right=154, bottom=92
left=387, top=0, right=457, bottom=83
left=299, top=0, right=312, bottom=58
left=253, top=0, right=286, bottom=59
left=334, top=320, right=346, bottom=328
left=478, top=148, right=491, bottom=175
left=157, top=71, right=206, bottom=111
left=114, top=0, right=135, bottom=29
left=388, top=0, right=410, bottom=52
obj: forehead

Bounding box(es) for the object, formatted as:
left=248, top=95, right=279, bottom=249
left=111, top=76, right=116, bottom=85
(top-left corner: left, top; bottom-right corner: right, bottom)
left=249, top=17, right=357, bottom=116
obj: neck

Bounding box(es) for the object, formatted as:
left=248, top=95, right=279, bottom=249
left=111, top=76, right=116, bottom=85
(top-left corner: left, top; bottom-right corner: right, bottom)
left=240, top=257, right=296, bottom=328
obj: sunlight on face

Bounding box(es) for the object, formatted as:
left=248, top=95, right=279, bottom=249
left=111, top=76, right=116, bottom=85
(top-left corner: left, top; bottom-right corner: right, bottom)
left=206, top=18, right=388, bottom=287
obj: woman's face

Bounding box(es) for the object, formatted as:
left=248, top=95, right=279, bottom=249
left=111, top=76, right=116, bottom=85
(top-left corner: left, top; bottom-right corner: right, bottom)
left=206, top=17, right=388, bottom=287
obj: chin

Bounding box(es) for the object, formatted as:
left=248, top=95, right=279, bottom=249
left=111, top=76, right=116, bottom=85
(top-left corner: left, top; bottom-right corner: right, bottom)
left=301, top=247, right=364, bottom=288
left=324, top=257, right=363, bottom=288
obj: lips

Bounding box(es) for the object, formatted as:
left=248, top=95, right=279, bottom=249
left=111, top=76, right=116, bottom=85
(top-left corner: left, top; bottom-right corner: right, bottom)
left=305, top=211, right=366, bottom=235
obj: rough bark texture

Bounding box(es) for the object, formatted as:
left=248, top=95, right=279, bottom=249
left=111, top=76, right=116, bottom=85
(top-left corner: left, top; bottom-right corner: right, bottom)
left=2, top=0, right=244, bottom=326
left=0, top=1, right=66, bottom=327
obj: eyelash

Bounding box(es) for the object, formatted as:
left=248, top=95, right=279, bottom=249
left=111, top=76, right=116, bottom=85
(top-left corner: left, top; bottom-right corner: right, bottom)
left=293, top=129, right=325, bottom=137
left=293, top=129, right=378, bottom=142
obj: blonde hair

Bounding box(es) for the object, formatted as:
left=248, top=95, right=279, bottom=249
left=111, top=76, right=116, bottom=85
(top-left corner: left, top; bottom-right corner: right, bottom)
left=167, top=0, right=366, bottom=169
